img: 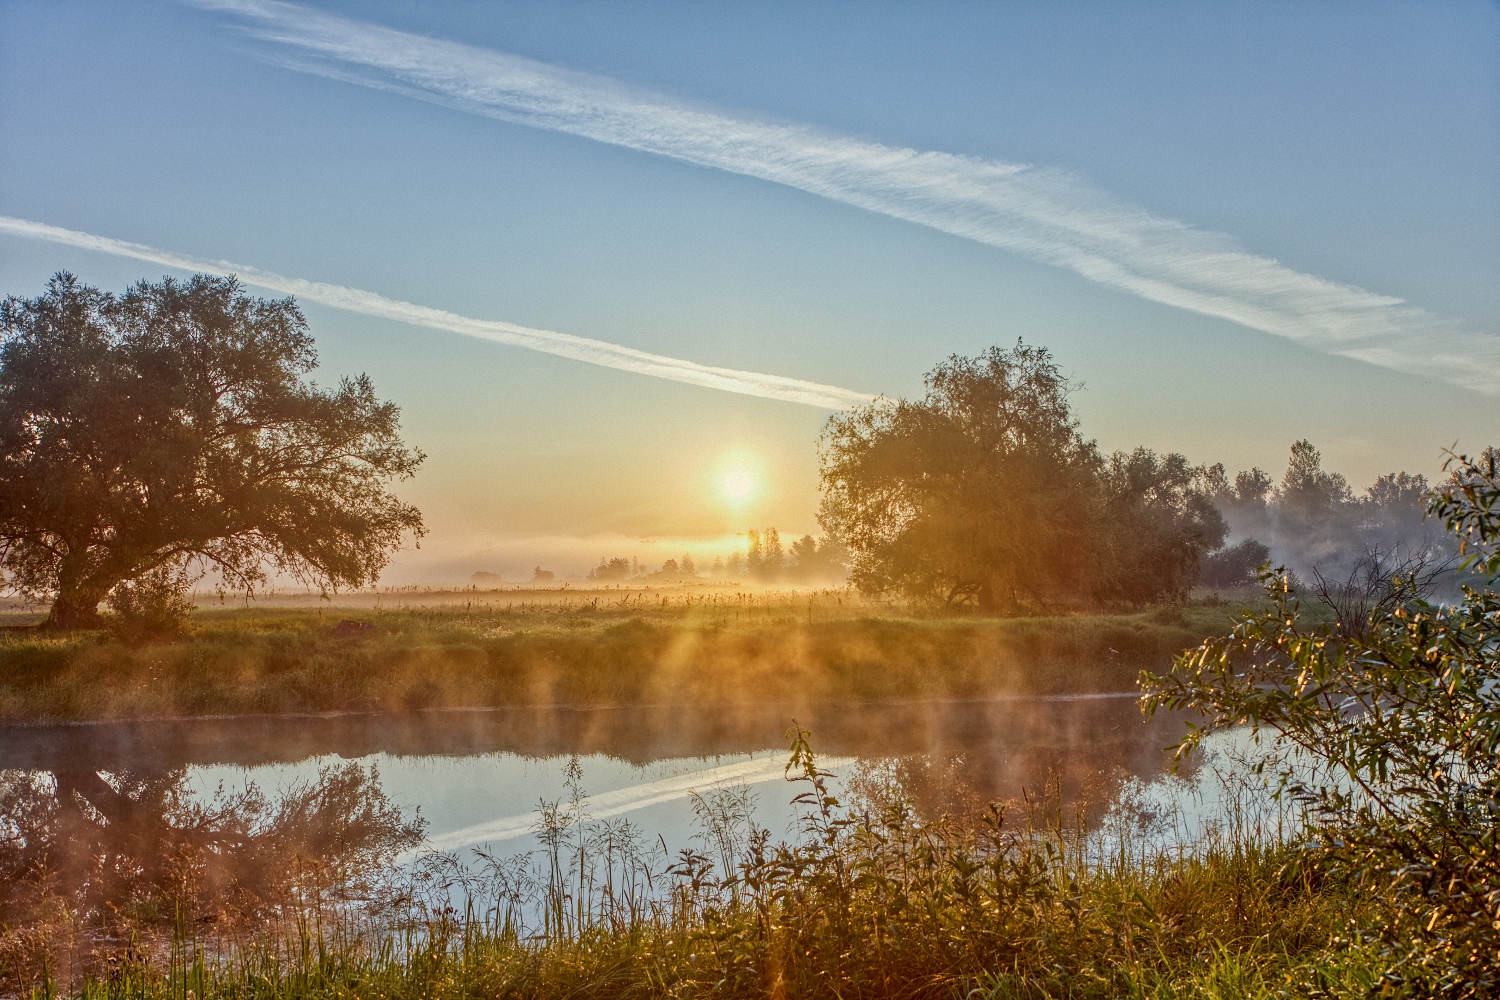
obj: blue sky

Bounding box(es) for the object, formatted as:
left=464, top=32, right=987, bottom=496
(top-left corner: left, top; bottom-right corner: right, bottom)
left=1, top=0, right=1496, bottom=580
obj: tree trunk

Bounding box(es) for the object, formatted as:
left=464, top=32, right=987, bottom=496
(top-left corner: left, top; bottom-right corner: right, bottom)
left=977, top=579, right=998, bottom=613
left=44, top=586, right=109, bottom=630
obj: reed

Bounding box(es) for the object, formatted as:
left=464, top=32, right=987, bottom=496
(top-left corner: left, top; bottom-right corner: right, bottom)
left=8, top=732, right=1392, bottom=1000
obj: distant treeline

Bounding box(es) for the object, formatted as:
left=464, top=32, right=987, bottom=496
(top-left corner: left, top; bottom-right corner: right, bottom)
left=583, top=530, right=848, bottom=584
left=816, top=341, right=1487, bottom=612
left=1200, top=439, right=1469, bottom=593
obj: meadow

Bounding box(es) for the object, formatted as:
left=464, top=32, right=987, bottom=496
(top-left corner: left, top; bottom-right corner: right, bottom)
left=0, top=585, right=1240, bottom=722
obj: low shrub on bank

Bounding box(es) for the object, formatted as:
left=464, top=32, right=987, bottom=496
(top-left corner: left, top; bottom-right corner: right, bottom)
left=1143, top=449, right=1500, bottom=997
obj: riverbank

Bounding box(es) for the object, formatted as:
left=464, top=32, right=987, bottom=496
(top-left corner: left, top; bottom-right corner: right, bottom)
left=1, top=737, right=1388, bottom=999
left=0, top=592, right=1237, bottom=722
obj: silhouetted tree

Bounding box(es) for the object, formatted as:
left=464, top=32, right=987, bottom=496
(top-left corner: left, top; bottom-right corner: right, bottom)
left=588, top=557, right=631, bottom=580
left=818, top=342, right=1100, bottom=611
left=1095, top=448, right=1226, bottom=603
left=761, top=527, right=783, bottom=580
left=0, top=274, right=424, bottom=629
left=1205, top=441, right=1455, bottom=587
left=786, top=534, right=849, bottom=581
left=1199, top=538, right=1271, bottom=589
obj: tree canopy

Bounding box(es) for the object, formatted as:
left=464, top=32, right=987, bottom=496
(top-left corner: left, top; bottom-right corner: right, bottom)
left=817, top=342, right=1225, bottom=612
left=1202, top=439, right=1458, bottom=588
left=0, top=273, right=425, bottom=628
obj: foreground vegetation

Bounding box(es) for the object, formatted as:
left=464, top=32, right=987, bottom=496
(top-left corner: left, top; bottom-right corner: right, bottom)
left=0, top=590, right=1237, bottom=721
left=5, top=450, right=1492, bottom=997
left=3, top=732, right=1389, bottom=1000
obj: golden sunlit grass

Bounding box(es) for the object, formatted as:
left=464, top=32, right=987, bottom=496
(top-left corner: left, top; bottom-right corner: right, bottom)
left=0, top=587, right=1239, bottom=722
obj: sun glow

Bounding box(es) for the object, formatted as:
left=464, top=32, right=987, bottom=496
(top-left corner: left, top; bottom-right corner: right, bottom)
left=723, top=468, right=755, bottom=503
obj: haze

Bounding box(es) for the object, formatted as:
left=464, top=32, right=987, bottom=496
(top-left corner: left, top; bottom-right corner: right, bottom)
left=1, top=0, right=1496, bottom=582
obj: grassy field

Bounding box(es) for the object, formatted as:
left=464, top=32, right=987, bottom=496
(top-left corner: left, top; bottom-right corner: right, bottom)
left=0, top=586, right=1241, bottom=722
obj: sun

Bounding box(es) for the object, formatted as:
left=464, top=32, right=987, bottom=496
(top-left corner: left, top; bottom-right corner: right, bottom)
left=723, top=467, right=755, bottom=503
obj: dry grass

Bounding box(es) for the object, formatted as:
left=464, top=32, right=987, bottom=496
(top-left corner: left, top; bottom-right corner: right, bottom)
left=0, top=588, right=1239, bottom=722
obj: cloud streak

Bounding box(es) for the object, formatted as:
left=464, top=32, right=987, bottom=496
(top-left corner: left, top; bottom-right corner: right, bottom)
left=192, top=0, right=1499, bottom=393
left=0, top=216, right=872, bottom=409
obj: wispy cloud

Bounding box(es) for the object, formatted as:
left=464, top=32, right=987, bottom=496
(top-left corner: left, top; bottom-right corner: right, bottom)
left=191, top=0, right=1499, bottom=394
left=0, top=216, right=872, bottom=409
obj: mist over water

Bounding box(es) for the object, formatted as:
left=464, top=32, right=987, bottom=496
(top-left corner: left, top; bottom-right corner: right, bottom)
left=0, top=698, right=1255, bottom=894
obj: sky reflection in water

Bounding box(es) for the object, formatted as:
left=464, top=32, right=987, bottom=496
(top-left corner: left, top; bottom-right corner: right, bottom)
left=0, top=697, right=1276, bottom=874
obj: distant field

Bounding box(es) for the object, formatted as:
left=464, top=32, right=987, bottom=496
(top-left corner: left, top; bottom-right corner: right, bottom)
left=0, top=585, right=1246, bottom=722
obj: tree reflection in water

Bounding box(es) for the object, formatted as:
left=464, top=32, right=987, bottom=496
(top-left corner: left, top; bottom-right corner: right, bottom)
left=0, top=761, right=424, bottom=986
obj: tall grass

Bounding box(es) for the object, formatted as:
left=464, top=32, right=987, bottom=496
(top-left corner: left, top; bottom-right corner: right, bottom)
left=10, top=732, right=1395, bottom=1000
left=0, top=593, right=1238, bottom=721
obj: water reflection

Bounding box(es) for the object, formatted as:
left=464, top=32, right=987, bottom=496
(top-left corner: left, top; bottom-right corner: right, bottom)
left=0, top=697, right=1214, bottom=986
left=0, top=695, right=1182, bottom=789
left=0, top=759, right=422, bottom=986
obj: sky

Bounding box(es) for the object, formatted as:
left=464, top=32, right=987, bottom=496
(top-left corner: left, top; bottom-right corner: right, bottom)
left=1, top=0, right=1497, bottom=582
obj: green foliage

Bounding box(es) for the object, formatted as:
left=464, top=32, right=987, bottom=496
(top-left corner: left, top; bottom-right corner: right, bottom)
left=0, top=273, right=425, bottom=629
left=1096, top=447, right=1226, bottom=605
left=819, top=341, right=1101, bottom=612
left=1141, top=448, right=1500, bottom=997
left=1200, top=538, right=1271, bottom=590
left=105, top=565, right=194, bottom=644
left=818, top=342, right=1224, bottom=613
left=1430, top=446, right=1500, bottom=580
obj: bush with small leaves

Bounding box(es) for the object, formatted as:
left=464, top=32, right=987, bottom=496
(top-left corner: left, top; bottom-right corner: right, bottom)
left=106, top=566, right=194, bottom=643
left=1142, top=448, right=1500, bottom=998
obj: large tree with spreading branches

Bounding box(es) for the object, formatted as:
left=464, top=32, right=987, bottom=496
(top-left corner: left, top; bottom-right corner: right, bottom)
left=818, top=341, right=1225, bottom=612
left=0, top=273, right=425, bottom=629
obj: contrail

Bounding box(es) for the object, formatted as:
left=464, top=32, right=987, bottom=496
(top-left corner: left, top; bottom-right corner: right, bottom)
left=189, top=0, right=1500, bottom=394
left=412, top=754, right=854, bottom=855
left=0, top=216, right=873, bottom=409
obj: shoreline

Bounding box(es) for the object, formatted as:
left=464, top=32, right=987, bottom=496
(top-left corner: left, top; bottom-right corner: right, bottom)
left=0, top=689, right=1147, bottom=730
left=0, top=600, right=1231, bottom=724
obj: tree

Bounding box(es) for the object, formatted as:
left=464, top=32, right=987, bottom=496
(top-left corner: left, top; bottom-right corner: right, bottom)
left=1095, top=448, right=1226, bottom=604
left=0, top=274, right=426, bottom=629
left=818, top=342, right=1100, bottom=611
left=1199, top=538, right=1270, bottom=589
left=1205, top=442, right=1457, bottom=588
left=746, top=529, right=763, bottom=577
left=588, top=557, right=631, bottom=581
left=761, top=527, right=783, bottom=580
left=1142, top=448, right=1500, bottom=993
left=786, top=534, right=849, bottom=582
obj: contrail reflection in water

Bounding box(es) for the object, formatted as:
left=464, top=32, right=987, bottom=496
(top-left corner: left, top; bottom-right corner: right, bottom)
left=416, top=753, right=856, bottom=855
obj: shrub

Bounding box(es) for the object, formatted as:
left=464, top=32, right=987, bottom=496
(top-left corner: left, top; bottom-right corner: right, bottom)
left=1142, top=448, right=1500, bottom=997
left=105, top=566, right=194, bottom=643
